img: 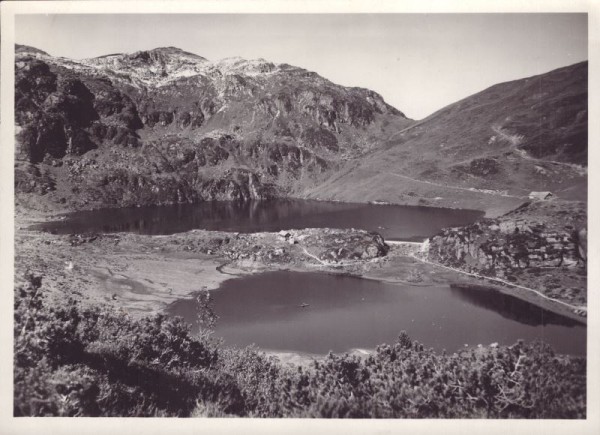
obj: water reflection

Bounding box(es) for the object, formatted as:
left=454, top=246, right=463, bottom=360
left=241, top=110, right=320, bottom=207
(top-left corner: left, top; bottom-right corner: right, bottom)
left=449, top=284, right=584, bottom=327
left=32, top=199, right=484, bottom=240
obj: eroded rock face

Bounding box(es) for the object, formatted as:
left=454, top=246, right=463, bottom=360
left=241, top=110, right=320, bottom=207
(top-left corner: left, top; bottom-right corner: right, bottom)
left=92, top=167, right=272, bottom=207
left=429, top=201, right=586, bottom=275
left=427, top=200, right=587, bottom=304
left=15, top=57, right=142, bottom=163
left=428, top=220, right=584, bottom=278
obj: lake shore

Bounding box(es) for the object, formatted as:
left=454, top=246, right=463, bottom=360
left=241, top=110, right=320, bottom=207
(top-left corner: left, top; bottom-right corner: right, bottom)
left=15, top=204, right=586, bottom=327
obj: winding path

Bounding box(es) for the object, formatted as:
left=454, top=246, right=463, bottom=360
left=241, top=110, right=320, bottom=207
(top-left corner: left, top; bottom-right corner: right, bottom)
left=381, top=124, right=585, bottom=201
left=387, top=172, right=524, bottom=199
left=301, top=247, right=328, bottom=265
left=409, top=252, right=587, bottom=313
left=492, top=125, right=587, bottom=175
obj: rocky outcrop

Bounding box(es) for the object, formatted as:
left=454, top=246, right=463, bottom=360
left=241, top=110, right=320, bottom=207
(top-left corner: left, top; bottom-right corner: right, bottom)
left=429, top=218, right=583, bottom=278
left=155, top=227, right=389, bottom=266
left=15, top=57, right=142, bottom=163
left=427, top=200, right=587, bottom=304
left=305, top=229, right=389, bottom=263
left=14, top=162, right=56, bottom=195
left=91, top=167, right=272, bottom=207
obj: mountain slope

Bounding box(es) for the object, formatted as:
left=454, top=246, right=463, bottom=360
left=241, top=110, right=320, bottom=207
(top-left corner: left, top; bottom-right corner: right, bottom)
left=14, top=45, right=586, bottom=215
left=305, top=62, right=587, bottom=214
left=15, top=44, right=413, bottom=209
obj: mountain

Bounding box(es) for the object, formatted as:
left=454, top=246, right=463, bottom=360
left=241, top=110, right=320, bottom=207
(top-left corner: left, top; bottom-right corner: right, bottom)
left=304, top=62, right=587, bottom=214
left=15, top=44, right=413, bottom=209
left=14, top=44, right=586, bottom=214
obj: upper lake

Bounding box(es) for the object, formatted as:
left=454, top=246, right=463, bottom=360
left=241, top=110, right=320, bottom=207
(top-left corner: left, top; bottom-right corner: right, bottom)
left=33, top=199, right=484, bottom=241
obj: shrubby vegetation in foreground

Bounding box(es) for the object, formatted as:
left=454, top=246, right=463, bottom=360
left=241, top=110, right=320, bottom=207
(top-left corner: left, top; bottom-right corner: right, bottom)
left=14, top=273, right=586, bottom=418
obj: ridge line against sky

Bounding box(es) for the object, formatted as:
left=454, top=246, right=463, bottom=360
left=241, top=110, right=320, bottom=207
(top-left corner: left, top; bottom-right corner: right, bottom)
left=16, top=13, right=587, bottom=119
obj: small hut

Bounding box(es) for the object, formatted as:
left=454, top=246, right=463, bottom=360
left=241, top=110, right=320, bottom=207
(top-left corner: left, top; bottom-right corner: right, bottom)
left=528, top=191, right=554, bottom=201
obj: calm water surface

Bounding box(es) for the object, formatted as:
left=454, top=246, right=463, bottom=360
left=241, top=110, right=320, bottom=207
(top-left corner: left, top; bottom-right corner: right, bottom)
left=36, top=200, right=584, bottom=355
left=166, top=271, right=586, bottom=356
left=33, top=199, right=483, bottom=241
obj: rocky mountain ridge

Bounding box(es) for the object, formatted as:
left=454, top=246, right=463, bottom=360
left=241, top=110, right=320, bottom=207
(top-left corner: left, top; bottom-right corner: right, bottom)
left=22, top=45, right=295, bottom=89
left=15, top=44, right=413, bottom=209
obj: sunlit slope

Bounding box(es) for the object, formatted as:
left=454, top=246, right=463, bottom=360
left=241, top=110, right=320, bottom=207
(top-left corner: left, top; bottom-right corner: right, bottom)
left=306, top=62, right=587, bottom=212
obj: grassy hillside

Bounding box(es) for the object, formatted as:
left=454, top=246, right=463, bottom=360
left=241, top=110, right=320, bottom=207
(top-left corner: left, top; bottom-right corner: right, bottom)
left=307, top=62, right=587, bottom=210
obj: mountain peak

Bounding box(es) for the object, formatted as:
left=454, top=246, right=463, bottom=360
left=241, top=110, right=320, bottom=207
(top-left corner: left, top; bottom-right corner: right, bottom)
left=128, top=46, right=208, bottom=63
left=216, top=56, right=279, bottom=76
left=15, top=44, right=50, bottom=57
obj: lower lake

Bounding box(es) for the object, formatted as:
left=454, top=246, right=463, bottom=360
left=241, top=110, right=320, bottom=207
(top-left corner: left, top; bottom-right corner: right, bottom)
left=166, top=271, right=586, bottom=356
